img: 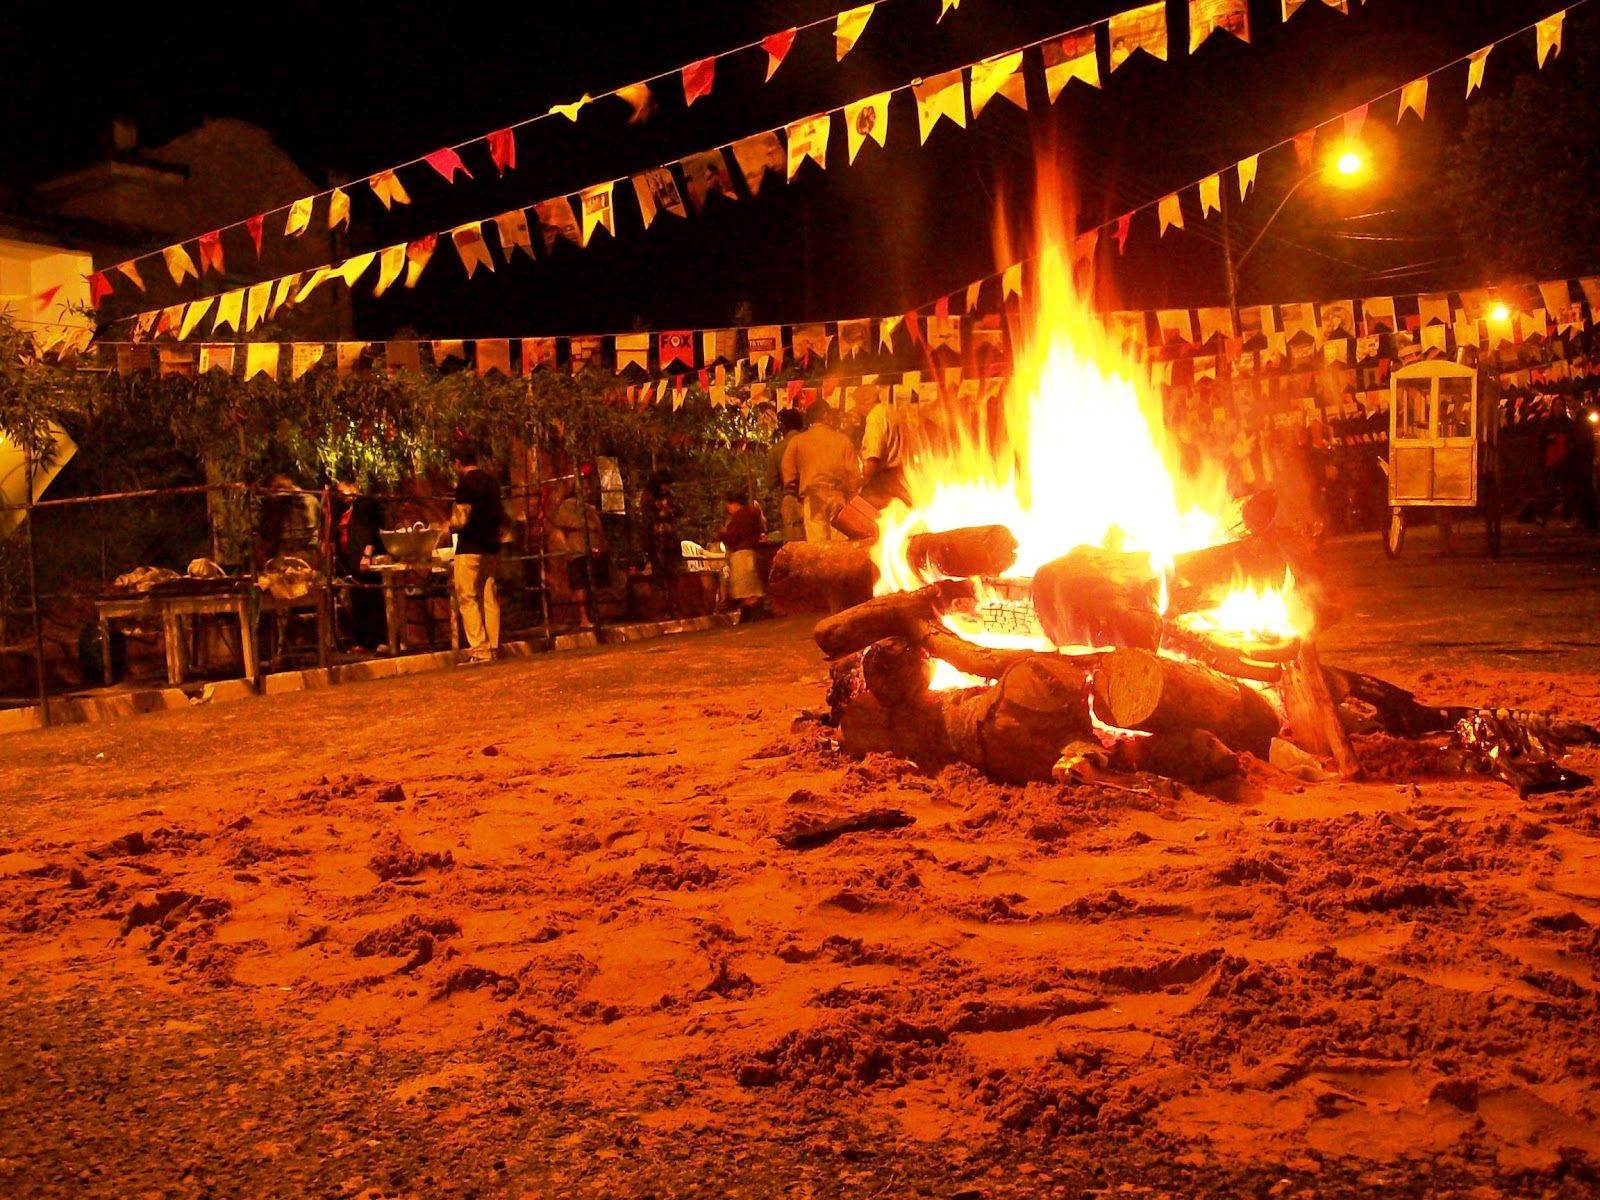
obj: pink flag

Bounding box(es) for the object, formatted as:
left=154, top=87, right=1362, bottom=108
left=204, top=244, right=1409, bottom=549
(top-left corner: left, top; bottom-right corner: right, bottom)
left=424, top=147, right=473, bottom=183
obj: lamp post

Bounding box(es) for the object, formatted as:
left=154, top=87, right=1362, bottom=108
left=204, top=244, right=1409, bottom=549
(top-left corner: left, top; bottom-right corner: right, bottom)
left=1225, top=146, right=1370, bottom=334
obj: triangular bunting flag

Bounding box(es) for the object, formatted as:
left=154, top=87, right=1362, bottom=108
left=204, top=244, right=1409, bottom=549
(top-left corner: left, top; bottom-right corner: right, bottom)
left=939, top=0, right=961, bottom=20
left=1237, top=154, right=1258, bottom=200
left=291, top=344, right=325, bottom=381
left=682, top=56, right=715, bottom=105
left=1398, top=77, right=1427, bottom=122
left=163, top=243, right=199, bottom=286
left=1466, top=45, right=1491, bottom=97
left=245, top=281, right=272, bottom=331
left=786, top=114, right=830, bottom=179
left=1538, top=280, right=1570, bottom=314
left=425, top=147, right=472, bottom=183
left=1158, top=192, right=1184, bottom=235
left=245, top=214, right=265, bottom=255
left=86, top=271, right=113, bottom=306
left=245, top=343, right=280, bottom=381
left=534, top=198, right=583, bottom=251
left=369, top=170, right=411, bottom=209
left=451, top=223, right=496, bottom=278
left=116, top=261, right=144, bottom=292
left=1110, top=2, right=1168, bottom=71
left=328, top=187, right=350, bottom=230
left=285, top=196, right=314, bottom=237
left=487, top=127, right=517, bottom=174
left=632, top=168, right=687, bottom=227
left=1043, top=31, right=1099, bottom=100
left=617, top=83, right=657, bottom=125
left=970, top=52, right=1026, bottom=117
left=294, top=268, right=333, bottom=304
left=1344, top=103, right=1368, bottom=140
left=197, top=230, right=224, bottom=275
left=1537, top=10, right=1564, bottom=67
left=1002, top=263, right=1023, bottom=299
left=405, top=235, right=437, bottom=288
left=763, top=28, right=796, bottom=80
left=913, top=70, right=966, bottom=144
left=844, top=92, right=890, bottom=163
left=1189, top=0, right=1249, bottom=52
left=578, top=183, right=616, bottom=246
left=966, top=281, right=982, bottom=312
left=732, top=132, right=785, bottom=196
left=1114, top=213, right=1133, bottom=253
left=880, top=315, right=902, bottom=350
left=493, top=209, right=535, bottom=261
left=179, top=297, right=214, bottom=340
left=336, top=252, right=376, bottom=287
left=1198, top=173, right=1221, bottom=218
left=549, top=94, right=592, bottom=121
left=373, top=245, right=406, bottom=297
left=836, top=5, right=874, bottom=60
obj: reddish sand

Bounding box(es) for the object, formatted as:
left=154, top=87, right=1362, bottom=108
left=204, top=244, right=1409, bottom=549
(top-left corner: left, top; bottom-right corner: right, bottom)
left=2, top=545, right=1599, bottom=1195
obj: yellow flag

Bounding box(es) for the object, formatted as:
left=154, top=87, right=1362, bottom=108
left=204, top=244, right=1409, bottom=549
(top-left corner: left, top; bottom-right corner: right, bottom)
left=163, top=244, right=199, bottom=285
left=786, top=114, right=830, bottom=179
left=615, top=333, right=649, bottom=373
left=285, top=196, right=315, bottom=237
left=1002, top=263, right=1023, bottom=299
left=844, top=92, right=890, bottom=163
left=835, top=5, right=874, bottom=61
left=336, top=342, right=367, bottom=375
left=337, top=252, right=376, bottom=286
left=939, top=0, right=960, bottom=19
left=578, top=183, right=615, bottom=246
left=1189, top=0, right=1250, bottom=52
left=291, top=344, right=325, bottom=381
left=294, top=268, right=333, bottom=304
left=970, top=52, right=1026, bottom=117
left=116, top=261, right=145, bottom=291
left=1043, top=31, right=1099, bottom=100
left=369, top=170, right=411, bottom=209
left=1537, top=11, right=1564, bottom=67
left=913, top=70, right=966, bottom=143
left=270, top=275, right=297, bottom=317
left=327, top=186, right=351, bottom=231
left=406, top=238, right=436, bottom=288
left=1158, top=193, right=1184, bottom=235
left=1198, top=174, right=1221, bottom=218
left=212, top=294, right=240, bottom=340
left=245, top=281, right=272, bottom=331
left=451, top=224, right=496, bottom=277
left=549, top=93, right=592, bottom=121
left=373, top=245, right=406, bottom=297
left=178, top=297, right=214, bottom=340
left=1466, top=46, right=1491, bottom=96
left=1110, top=1, right=1168, bottom=71
left=1237, top=154, right=1258, bottom=200
left=494, top=210, right=535, bottom=260
left=1398, top=77, right=1427, bottom=122
left=245, top=343, right=280, bottom=381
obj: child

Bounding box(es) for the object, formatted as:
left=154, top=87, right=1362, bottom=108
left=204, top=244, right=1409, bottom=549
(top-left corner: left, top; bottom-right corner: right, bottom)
left=715, top=488, right=767, bottom=621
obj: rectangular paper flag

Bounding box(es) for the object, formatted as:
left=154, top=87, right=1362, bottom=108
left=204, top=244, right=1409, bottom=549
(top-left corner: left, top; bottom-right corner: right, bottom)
left=615, top=333, right=649, bottom=373
left=702, top=328, right=736, bottom=364
left=534, top=198, right=582, bottom=252
left=632, top=167, right=686, bottom=227
left=747, top=325, right=783, bottom=370
left=1189, top=0, right=1249, bottom=52
left=245, top=343, right=280, bottom=381
left=521, top=338, right=556, bottom=374
left=659, top=330, right=694, bottom=368
left=913, top=70, right=966, bottom=143
left=969, top=51, right=1026, bottom=116
left=1110, top=2, right=1168, bottom=71
left=786, top=115, right=830, bottom=179
left=387, top=342, right=420, bottom=376
left=579, top=183, right=615, bottom=246
left=1043, top=31, right=1098, bottom=100
left=476, top=340, right=511, bottom=377
left=291, top=344, right=324, bottom=381
left=732, top=132, right=785, bottom=195
left=844, top=92, right=890, bottom=162
left=494, top=210, right=535, bottom=260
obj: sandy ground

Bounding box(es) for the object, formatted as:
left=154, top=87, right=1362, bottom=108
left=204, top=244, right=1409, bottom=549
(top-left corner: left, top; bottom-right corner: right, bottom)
left=2, top=526, right=1599, bottom=1199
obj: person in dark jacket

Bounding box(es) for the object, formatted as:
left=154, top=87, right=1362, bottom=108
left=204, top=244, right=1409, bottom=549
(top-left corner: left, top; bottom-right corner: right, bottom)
left=450, top=443, right=506, bottom=663
left=334, top=476, right=386, bottom=651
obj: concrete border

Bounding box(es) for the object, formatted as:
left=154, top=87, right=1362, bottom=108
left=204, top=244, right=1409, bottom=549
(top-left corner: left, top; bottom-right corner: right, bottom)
left=0, top=613, right=737, bottom=736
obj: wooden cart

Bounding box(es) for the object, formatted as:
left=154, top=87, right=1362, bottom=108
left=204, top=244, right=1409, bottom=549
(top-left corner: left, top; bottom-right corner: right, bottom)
left=1383, top=359, right=1501, bottom=557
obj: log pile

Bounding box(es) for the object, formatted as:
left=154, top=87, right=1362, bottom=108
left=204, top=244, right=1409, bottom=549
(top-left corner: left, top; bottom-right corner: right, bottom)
left=785, top=511, right=1597, bottom=797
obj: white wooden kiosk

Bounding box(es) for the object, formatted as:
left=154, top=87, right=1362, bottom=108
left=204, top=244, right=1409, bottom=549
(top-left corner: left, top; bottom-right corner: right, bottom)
left=1385, top=359, right=1498, bottom=556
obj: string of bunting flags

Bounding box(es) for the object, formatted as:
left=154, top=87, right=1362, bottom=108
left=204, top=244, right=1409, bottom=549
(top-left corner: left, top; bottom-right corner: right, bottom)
left=106, top=0, right=1281, bottom=339
left=78, top=0, right=929, bottom=310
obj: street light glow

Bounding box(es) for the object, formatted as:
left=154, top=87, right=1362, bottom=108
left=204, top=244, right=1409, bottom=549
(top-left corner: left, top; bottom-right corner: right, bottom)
left=1490, top=303, right=1510, bottom=322
left=1336, top=150, right=1364, bottom=176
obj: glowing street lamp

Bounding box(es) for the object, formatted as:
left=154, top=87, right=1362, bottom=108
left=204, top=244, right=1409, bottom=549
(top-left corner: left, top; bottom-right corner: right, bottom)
left=1489, top=302, right=1510, bottom=323
left=1335, top=149, right=1365, bottom=179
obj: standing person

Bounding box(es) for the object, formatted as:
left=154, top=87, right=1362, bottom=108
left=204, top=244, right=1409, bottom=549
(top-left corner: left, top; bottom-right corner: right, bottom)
left=715, top=488, right=767, bottom=621
left=258, top=473, right=323, bottom=567
left=766, top=409, right=806, bottom=541
left=781, top=400, right=860, bottom=543
left=549, top=472, right=610, bottom=630
left=641, top=470, right=684, bottom=581
left=333, top=476, right=386, bottom=652
left=450, top=443, right=505, bottom=664
left=857, top=384, right=913, bottom=509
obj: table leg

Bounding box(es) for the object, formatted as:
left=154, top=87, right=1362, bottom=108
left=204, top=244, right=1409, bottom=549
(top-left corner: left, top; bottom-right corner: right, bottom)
left=163, top=612, right=184, bottom=685
left=99, top=618, right=114, bottom=687
left=239, top=600, right=260, bottom=682
left=317, top=592, right=331, bottom=667
left=384, top=579, right=402, bottom=654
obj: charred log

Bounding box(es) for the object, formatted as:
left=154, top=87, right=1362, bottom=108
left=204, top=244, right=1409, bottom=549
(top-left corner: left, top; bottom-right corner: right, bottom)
left=1091, top=647, right=1280, bottom=757
left=812, top=579, right=974, bottom=659
left=905, top=525, right=1019, bottom=580
left=767, top=541, right=876, bottom=614
left=1280, top=643, right=1363, bottom=779
left=861, top=638, right=933, bottom=706
left=1110, top=729, right=1242, bottom=787
left=1032, top=546, right=1161, bottom=650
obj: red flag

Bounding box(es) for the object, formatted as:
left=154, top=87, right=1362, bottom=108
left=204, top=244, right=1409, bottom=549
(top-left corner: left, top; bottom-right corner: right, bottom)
left=1114, top=213, right=1133, bottom=254
left=246, top=213, right=265, bottom=255
left=1292, top=129, right=1315, bottom=167
left=197, top=230, right=225, bottom=275
left=682, top=57, right=715, bottom=106
left=934, top=295, right=949, bottom=319
left=659, top=330, right=694, bottom=368
left=487, top=128, right=516, bottom=175
left=86, top=272, right=113, bottom=306
left=35, top=284, right=61, bottom=308
left=424, top=147, right=473, bottom=183
left=762, top=29, right=797, bottom=80
left=905, top=311, right=923, bottom=346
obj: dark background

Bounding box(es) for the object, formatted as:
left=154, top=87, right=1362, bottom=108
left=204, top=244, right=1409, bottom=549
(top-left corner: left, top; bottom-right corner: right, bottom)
left=0, top=0, right=1575, bottom=337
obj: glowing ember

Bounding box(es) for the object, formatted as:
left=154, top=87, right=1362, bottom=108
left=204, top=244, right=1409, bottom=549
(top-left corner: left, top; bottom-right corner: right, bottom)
left=1176, top=574, right=1309, bottom=647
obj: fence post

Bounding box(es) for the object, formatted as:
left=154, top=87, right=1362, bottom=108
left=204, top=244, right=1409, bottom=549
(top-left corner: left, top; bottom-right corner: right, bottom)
left=23, top=452, right=48, bottom=727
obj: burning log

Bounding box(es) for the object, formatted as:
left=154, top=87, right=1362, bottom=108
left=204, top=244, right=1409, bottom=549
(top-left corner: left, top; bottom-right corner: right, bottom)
left=1280, top=642, right=1363, bottom=779
left=1165, top=537, right=1289, bottom=614
left=813, top=579, right=974, bottom=658
left=919, top=627, right=1042, bottom=681
left=905, top=525, right=1019, bottom=580
left=767, top=541, right=876, bottom=614
left=839, top=655, right=1094, bottom=784
left=1091, top=647, right=1279, bottom=757
left=861, top=638, right=933, bottom=706
left=1031, top=546, right=1161, bottom=650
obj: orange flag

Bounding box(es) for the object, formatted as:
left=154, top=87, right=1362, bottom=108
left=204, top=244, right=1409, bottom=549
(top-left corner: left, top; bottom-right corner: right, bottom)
left=762, top=28, right=796, bottom=80
left=451, top=224, right=495, bottom=278
left=369, top=170, right=411, bottom=209
left=164, top=244, right=198, bottom=285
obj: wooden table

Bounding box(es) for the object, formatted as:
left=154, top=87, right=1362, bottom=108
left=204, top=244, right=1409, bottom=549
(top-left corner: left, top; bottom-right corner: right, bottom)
left=158, top=591, right=259, bottom=685
left=371, top=562, right=459, bottom=654
left=258, top=583, right=331, bottom=672
left=96, top=595, right=162, bottom=687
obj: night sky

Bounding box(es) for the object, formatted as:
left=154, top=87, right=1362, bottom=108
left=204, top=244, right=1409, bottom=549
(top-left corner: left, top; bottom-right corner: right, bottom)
left=0, top=0, right=1568, bottom=337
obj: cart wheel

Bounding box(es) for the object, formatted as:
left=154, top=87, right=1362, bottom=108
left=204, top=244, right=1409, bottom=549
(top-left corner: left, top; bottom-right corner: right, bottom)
left=1384, top=507, right=1406, bottom=558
